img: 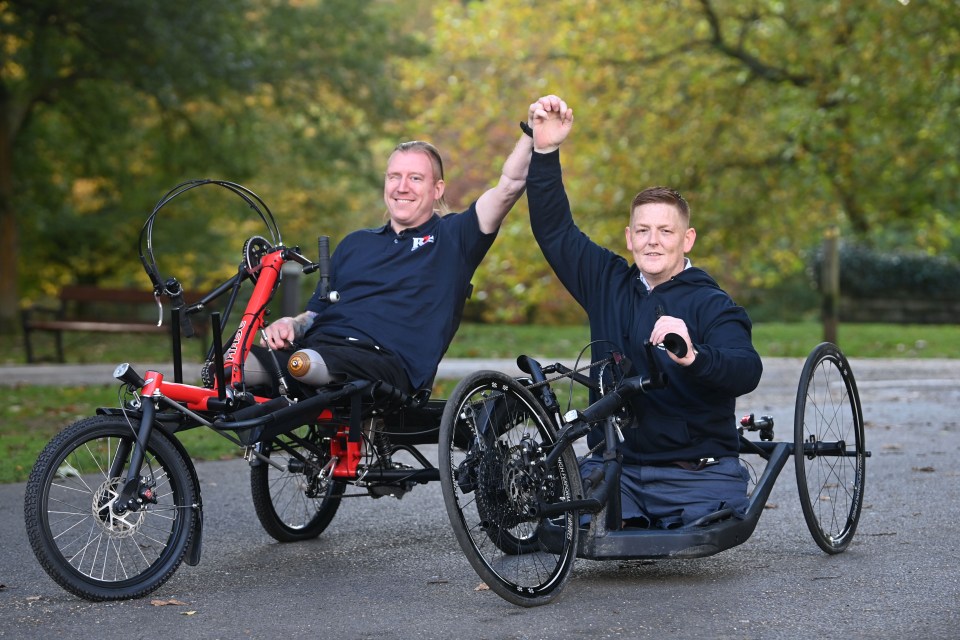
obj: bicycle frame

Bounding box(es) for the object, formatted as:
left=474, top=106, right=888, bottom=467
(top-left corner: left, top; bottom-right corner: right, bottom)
left=519, top=350, right=864, bottom=560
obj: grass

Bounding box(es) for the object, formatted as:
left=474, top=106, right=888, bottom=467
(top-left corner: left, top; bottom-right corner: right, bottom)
left=3, top=320, right=959, bottom=483
left=448, top=322, right=960, bottom=360
left=1, top=385, right=243, bottom=484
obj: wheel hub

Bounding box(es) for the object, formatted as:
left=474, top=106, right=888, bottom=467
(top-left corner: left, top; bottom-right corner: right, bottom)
left=474, top=437, right=545, bottom=529
left=92, top=477, right=146, bottom=537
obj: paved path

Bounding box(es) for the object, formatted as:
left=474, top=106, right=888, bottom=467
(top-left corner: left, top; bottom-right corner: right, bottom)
left=2, top=357, right=958, bottom=639
left=3, top=356, right=960, bottom=387
left=0, top=358, right=537, bottom=387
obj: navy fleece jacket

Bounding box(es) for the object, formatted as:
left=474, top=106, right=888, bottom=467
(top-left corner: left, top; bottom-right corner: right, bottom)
left=527, top=150, right=763, bottom=464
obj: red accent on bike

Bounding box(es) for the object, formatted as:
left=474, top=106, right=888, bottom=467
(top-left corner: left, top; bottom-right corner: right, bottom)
left=226, top=249, right=287, bottom=390
left=330, top=426, right=363, bottom=479
left=142, top=371, right=164, bottom=396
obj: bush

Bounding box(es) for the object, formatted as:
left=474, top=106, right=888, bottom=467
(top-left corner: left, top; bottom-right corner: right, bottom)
left=812, top=243, right=960, bottom=300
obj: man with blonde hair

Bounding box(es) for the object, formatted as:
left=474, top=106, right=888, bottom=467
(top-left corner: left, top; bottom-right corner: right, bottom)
left=258, top=95, right=572, bottom=396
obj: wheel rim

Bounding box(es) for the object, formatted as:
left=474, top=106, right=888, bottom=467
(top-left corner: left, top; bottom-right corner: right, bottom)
left=441, top=373, right=578, bottom=603
left=40, top=433, right=187, bottom=586
left=250, top=424, right=345, bottom=541
left=795, top=345, right=865, bottom=553
left=264, top=446, right=339, bottom=531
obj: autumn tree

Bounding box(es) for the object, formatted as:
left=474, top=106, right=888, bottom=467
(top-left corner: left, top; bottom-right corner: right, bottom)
left=0, top=0, right=422, bottom=333
left=396, top=0, right=960, bottom=322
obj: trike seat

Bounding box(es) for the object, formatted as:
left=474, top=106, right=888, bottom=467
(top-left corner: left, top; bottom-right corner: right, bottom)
left=213, top=377, right=436, bottom=445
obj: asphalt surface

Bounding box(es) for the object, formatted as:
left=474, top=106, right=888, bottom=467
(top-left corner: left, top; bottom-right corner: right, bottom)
left=1, top=357, right=959, bottom=639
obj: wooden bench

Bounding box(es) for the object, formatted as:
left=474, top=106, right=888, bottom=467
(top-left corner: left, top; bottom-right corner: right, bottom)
left=21, top=285, right=207, bottom=363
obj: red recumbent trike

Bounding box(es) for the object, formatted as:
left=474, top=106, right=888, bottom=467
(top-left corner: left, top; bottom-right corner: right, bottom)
left=23, top=180, right=447, bottom=601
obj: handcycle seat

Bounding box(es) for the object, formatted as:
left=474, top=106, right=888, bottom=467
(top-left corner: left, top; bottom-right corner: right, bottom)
left=539, top=498, right=760, bottom=561
left=538, top=441, right=792, bottom=561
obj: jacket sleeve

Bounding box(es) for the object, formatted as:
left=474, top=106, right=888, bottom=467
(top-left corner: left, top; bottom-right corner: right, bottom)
left=686, top=298, right=763, bottom=397
left=527, top=150, right=624, bottom=310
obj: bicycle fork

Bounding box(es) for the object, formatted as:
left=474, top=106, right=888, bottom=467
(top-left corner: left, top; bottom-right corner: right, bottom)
left=110, top=365, right=164, bottom=516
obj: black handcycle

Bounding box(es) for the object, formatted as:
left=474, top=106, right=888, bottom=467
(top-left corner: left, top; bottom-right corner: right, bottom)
left=438, top=338, right=867, bottom=606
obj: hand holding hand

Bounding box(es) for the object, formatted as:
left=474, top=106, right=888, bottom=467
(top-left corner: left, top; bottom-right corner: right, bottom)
left=528, top=94, right=574, bottom=153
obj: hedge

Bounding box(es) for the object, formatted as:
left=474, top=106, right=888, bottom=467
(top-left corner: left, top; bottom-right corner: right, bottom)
left=813, top=244, right=960, bottom=300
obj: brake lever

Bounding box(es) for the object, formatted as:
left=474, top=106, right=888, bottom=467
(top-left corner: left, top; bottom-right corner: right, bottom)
left=153, top=293, right=164, bottom=327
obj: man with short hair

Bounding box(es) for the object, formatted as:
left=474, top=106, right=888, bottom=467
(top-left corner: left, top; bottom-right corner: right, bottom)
left=526, top=103, right=763, bottom=529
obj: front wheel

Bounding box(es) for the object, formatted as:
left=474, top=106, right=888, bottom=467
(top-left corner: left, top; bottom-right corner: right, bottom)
left=439, top=371, right=581, bottom=607
left=250, top=424, right=346, bottom=542
left=794, top=342, right=866, bottom=553
left=24, top=415, right=198, bottom=600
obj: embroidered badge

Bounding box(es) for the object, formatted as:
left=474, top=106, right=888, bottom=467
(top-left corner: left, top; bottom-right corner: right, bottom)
left=411, top=234, right=435, bottom=251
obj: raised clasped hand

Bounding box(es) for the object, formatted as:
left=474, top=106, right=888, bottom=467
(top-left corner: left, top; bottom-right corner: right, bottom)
left=528, top=94, right=574, bottom=152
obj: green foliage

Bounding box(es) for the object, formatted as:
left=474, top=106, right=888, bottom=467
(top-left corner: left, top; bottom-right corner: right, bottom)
left=4, top=0, right=426, bottom=311
left=812, top=243, right=960, bottom=300
left=396, top=0, right=960, bottom=322
left=4, top=0, right=959, bottom=329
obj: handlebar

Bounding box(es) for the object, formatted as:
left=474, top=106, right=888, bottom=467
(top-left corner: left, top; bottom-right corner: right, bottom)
left=301, top=236, right=338, bottom=303
left=576, top=372, right=666, bottom=423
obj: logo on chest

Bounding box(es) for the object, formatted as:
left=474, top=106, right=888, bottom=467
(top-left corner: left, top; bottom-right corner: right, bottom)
left=411, top=234, right=435, bottom=251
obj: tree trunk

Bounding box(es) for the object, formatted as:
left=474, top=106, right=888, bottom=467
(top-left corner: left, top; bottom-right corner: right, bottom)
left=821, top=227, right=840, bottom=345
left=0, top=98, right=19, bottom=335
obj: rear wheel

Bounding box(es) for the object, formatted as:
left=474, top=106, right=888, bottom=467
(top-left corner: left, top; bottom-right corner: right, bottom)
left=794, top=343, right=866, bottom=553
left=250, top=424, right=346, bottom=542
left=439, top=371, right=581, bottom=607
left=24, top=416, right=197, bottom=600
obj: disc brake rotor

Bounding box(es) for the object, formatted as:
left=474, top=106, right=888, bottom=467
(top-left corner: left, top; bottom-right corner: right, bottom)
left=92, top=478, right=146, bottom=537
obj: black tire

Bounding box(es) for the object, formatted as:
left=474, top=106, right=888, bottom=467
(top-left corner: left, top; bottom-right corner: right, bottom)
left=794, top=342, right=866, bottom=554
left=24, top=415, right=197, bottom=601
left=250, top=424, right=346, bottom=542
left=439, top=371, right=581, bottom=607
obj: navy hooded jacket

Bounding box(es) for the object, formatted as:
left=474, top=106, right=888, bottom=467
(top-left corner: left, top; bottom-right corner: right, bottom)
left=527, top=150, right=763, bottom=464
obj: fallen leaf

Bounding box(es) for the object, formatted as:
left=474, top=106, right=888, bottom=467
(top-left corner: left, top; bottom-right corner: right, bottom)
left=475, top=582, right=490, bottom=591
left=151, top=598, right=189, bottom=607
left=912, top=466, right=936, bottom=473
left=182, top=611, right=198, bottom=616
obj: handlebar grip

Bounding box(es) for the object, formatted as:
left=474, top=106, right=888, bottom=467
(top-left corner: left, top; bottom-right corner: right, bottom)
left=317, top=236, right=335, bottom=301
left=661, top=332, right=688, bottom=358
left=318, top=236, right=331, bottom=274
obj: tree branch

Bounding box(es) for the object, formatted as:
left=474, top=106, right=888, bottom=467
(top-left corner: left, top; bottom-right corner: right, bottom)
left=697, top=0, right=813, bottom=87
